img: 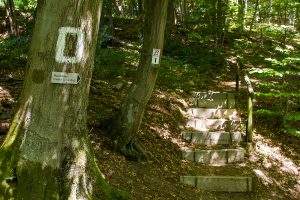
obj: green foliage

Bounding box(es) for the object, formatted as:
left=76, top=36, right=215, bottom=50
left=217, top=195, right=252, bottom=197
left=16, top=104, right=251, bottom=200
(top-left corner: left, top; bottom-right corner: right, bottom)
left=257, top=82, right=287, bottom=89
left=0, top=1, right=4, bottom=8
left=253, top=109, right=283, bottom=117
left=284, top=112, right=300, bottom=122
left=110, top=189, right=129, bottom=200
left=286, top=129, right=300, bottom=137
left=284, top=112, right=300, bottom=137
left=94, top=48, right=139, bottom=81
left=158, top=59, right=207, bottom=91
left=14, top=0, right=37, bottom=10
left=248, top=68, right=284, bottom=77
left=0, top=37, right=29, bottom=70
left=265, top=56, right=300, bottom=70
left=255, top=92, right=300, bottom=98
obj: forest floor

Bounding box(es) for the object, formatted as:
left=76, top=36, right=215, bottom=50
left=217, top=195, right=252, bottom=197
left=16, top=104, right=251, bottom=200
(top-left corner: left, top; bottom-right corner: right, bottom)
left=0, top=17, right=300, bottom=199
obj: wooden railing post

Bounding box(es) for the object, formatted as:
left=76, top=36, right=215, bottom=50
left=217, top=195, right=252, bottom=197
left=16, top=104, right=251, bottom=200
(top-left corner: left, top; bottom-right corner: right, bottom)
left=247, top=95, right=253, bottom=143
left=236, top=59, right=240, bottom=94
left=236, top=57, right=255, bottom=151
left=244, top=74, right=255, bottom=152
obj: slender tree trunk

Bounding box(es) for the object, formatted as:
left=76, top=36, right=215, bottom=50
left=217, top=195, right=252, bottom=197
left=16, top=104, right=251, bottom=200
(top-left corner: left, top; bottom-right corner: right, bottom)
left=5, top=0, right=19, bottom=37
left=259, top=12, right=264, bottom=48
left=112, top=0, right=122, bottom=16
left=0, top=0, right=112, bottom=199
left=296, top=4, right=300, bottom=30
left=211, top=0, right=218, bottom=51
left=282, top=0, right=289, bottom=46
left=108, top=0, right=114, bottom=36
left=268, top=0, right=273, bottom=24
left=108, top=0, right=169, bottom=159
left=250, top=0, right=259, bottom=32
left=238, top=0, right=246, bottom=31
left=137, top=0, right=144, bottom=16
left=165, top=0, right=175, bottom=40
left=179, top=0, right=186, bottom=26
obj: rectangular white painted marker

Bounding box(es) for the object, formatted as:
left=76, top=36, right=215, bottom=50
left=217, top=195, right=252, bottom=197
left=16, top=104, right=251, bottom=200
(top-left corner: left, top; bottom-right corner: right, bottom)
left=51, top=72, right=81, bottom=84
left=152, top=48, right=161, bottom=64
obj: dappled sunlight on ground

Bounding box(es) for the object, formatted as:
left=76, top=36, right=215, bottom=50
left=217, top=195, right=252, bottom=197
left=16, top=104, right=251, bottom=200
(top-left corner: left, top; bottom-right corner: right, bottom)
left=0, top=86, right=14, bottom=104
left=250, top=131, right=300, bottom=198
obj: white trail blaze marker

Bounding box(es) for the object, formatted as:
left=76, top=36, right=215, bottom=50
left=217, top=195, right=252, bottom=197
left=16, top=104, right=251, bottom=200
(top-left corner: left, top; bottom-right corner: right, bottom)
left=51, top=72, right=81, bottom=84
left=55, top=27, right=84, bottom=64
left=152, top=48, right=161, bottom=64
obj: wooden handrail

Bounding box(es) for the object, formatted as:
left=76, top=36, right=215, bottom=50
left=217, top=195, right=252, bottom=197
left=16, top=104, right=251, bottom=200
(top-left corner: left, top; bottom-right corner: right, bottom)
left=236, top=57, right=254, bottom=144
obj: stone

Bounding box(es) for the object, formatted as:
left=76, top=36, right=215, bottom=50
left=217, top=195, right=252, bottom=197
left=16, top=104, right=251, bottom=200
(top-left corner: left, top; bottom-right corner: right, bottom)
left=196, top=176, right=252, bottom=192
left=190, top=92, right=236, bottom=108
left=180, top=176, right=196, bottom=187
left=187, top=108, right=238, bottom=119
left=195, top=150, right=227, bottom=164
left=227, top=149, right=244, bottom=163
left=186, top=119, right=228, bottom=131
left=181, top=151, right=194, bottom=161
left=182, top=131, right=242, bottom=145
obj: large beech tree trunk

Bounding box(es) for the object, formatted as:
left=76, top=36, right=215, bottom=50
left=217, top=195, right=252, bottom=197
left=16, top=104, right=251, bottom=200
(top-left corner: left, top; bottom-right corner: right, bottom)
left=109, top=0, right=169, bottom=159
left=0, top=0, right=111, bottom=199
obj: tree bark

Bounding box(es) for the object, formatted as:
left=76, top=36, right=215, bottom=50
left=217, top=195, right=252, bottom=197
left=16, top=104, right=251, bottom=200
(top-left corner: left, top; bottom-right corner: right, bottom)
left=108, top=0, right=169, bottom=159
left=137, top=0, right=144, bottom=16
left=5, top=0, right=19, bottom=37
left=250, top=0, right=259, bottom=32
left=238, top=0, right=246, bottom=31
left=0, top=0, right=112, bottom=199
left=165, top=0, right=175, bottom=41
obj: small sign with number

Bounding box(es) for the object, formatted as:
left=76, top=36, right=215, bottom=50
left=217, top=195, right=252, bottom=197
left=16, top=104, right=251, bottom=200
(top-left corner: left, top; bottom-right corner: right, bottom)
left=152, top=48, right=161, bottom=64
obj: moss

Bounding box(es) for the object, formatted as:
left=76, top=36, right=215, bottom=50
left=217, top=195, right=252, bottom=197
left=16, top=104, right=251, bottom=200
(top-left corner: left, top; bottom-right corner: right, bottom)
left=16, top=160, right=60, bottom=199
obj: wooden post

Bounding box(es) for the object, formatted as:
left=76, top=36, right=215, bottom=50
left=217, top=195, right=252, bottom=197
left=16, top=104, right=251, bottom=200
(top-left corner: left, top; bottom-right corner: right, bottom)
left=247, top=94, right=253, bottom=143
left=236, top=60, right=240, bottom=94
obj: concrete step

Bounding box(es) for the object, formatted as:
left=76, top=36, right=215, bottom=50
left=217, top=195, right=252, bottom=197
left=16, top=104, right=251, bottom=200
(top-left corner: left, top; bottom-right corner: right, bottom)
left=186, top=119, right=241, bottom=132
left=189, top=92, right=235, bottom=109
left=180, top=176, right=252, bottom=192
left=182, top=131, right=242, bottom=145
left=181, top=149, right=245, bottom=164
left=187, top=108, right=238, bottom=120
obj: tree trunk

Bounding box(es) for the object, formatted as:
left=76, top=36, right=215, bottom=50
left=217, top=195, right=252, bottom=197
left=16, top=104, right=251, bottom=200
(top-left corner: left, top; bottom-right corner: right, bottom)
left=250, top=0, right=259, bottom=32
left=296, top=4, right=300, bottom=31
left=179, top=0, right=187, bottom=27
left=108, top=0, right=114, bottom=36
left=5, top=0, right=19, bottom=37
left=238, top=0, right=246, bottom=31
left=0, top=0, right=112, bottom=199
left=108, top=0, right=169, bottom=159
left=137, top=0, right=144, bottom=16
left=282, top=0, right=289, bottom=46
left=165, top=0, right=175, bottom=40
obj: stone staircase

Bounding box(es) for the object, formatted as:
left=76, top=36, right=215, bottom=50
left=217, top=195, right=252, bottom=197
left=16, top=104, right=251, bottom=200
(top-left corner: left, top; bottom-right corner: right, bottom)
left=180, top=92, right=253, bottom=192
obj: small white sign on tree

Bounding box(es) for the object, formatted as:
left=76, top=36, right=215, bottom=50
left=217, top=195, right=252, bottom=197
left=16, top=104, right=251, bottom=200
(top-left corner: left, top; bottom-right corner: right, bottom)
left=152, top=48, right=161, bottom=64
left=51, top=72, right=81, bottom=84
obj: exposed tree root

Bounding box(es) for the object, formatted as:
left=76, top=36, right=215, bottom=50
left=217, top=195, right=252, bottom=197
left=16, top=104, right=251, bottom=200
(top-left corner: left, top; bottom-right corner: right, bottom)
left=114, top=138, right=149, bottom=161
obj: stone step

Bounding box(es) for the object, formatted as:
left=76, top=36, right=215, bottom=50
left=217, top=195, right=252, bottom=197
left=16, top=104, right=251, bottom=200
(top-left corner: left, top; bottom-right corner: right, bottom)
left=181, top=149, right=245, bottom=164
left=187, top=108, right=238, bottom=119
left=180, top=176, right=252, bottom=192
left=182, top=131, right=242, bottom=145
left=189, top=92, right=235, bottom=109
left=186, top=119, right=241, bottom=132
